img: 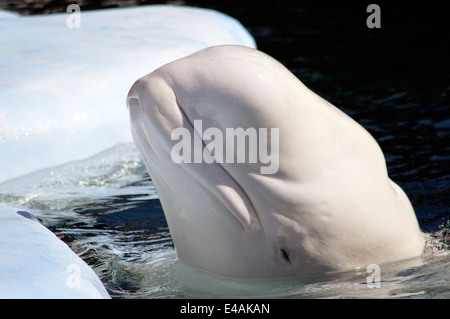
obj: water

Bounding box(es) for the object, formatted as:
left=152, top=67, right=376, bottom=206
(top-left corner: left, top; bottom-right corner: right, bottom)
left=1, top=1, right=449, bottom=298
left=0, top=143, right=448, bottom=299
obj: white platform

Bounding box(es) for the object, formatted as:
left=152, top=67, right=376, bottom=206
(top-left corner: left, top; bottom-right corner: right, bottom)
left=0, top=5, right=255, bottom=184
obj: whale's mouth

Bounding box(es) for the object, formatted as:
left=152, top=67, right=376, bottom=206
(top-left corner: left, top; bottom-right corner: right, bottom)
left=128, top=89, right=261, bottom=232
left=170, top=91, right=262, bottom=231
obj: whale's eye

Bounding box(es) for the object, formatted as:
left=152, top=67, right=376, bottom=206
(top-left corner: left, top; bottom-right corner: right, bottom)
left=279, top=248, right=292, bottom=264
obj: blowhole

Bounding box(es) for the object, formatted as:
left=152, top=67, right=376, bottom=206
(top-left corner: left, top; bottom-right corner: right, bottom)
left=279, top=248, right=292, bottom=264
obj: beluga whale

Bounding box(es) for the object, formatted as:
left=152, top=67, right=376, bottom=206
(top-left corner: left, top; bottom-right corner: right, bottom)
left=127, top=45, right=424, bottom=277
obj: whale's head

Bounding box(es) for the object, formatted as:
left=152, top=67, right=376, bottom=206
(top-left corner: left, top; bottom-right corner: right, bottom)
left=127, top=45, right=424, bottom=277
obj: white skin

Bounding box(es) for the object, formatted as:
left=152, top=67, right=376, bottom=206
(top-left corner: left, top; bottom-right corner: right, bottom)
left=127, top=45, right=424, bottom=278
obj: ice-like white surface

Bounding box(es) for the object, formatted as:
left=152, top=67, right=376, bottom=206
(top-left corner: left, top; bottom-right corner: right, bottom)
left=0, top=202, right=110, bottom=298
left=0, top=5, right=256, bottom=183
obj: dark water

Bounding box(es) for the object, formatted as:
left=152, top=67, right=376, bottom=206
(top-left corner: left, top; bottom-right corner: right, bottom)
left=1, top=0, right=449, bottom=298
